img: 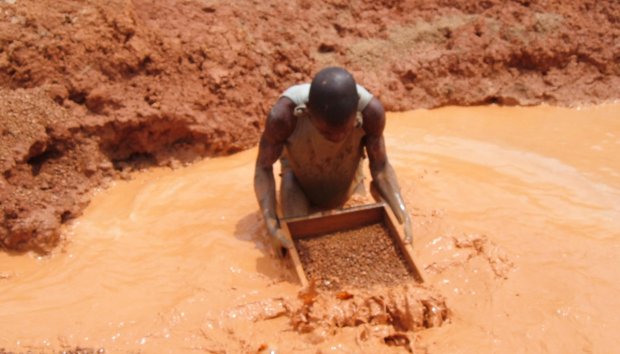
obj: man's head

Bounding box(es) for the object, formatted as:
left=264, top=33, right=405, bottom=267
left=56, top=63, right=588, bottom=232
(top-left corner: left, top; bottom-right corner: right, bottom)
left=307, top=67, right=359, bottom=142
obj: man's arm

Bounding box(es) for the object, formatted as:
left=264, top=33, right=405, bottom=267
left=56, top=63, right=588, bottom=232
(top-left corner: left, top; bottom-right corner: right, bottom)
left=254, top=97, right=297, bottom=256
left=362, top=98, right=413, bottom=243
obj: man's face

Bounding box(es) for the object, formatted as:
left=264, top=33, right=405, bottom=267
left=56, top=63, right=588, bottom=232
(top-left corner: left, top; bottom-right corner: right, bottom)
left=309, top=112, right=357, bottom=143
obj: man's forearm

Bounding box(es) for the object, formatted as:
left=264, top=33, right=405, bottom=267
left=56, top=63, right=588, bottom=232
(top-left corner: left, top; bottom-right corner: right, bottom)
left=254, top=163, right=292, bottom=256
left=254, top=165, right=279, bottom=227
left=372, top=162, right=408, bottom=223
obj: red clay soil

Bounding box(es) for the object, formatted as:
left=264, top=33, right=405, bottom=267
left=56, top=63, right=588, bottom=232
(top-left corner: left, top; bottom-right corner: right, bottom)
left=1, top=0, right=619, bottom=252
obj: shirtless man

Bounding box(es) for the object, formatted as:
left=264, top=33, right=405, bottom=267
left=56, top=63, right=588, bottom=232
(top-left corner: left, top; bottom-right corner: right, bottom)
left=254, top=67, right=412, bottom=257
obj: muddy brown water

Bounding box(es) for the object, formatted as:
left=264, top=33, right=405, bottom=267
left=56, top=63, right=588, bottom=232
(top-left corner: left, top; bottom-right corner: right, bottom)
left=1, top=104, right=620, bottom=353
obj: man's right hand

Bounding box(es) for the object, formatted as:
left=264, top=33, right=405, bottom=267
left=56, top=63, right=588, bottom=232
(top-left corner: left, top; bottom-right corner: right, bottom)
left=265, top=218, right=292, bottom=258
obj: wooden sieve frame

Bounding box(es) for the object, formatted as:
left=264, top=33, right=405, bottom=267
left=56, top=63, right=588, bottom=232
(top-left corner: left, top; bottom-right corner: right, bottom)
left=280, top=203, right=424, bottom=287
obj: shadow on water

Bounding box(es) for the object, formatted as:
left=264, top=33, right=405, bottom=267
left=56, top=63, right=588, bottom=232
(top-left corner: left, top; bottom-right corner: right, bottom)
left=233, top=211, right=299, bottom=285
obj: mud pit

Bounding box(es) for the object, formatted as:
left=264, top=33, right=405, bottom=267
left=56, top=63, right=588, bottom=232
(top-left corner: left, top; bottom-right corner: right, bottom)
left=2, top=0, right=620, bottom=352
left=2, top=0, right=620, bottom=252
left=296, top=223, right=413, bottom=290
left=2, top=104, right=620, bottom=353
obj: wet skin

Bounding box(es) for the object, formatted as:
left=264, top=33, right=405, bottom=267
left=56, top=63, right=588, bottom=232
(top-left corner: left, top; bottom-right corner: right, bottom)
left=307, top=110, right=357, bottom=143
left=254, top=96, right=413, bottom=257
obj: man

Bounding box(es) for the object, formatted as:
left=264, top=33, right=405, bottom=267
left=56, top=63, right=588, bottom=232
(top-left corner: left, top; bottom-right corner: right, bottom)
left=254, top=67, right=412, bottom=257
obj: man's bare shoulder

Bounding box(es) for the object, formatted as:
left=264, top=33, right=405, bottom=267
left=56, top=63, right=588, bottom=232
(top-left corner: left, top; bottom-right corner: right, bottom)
left=264, top=97, right=297, bottom=143
left=362, top=97, right=386, bottom=136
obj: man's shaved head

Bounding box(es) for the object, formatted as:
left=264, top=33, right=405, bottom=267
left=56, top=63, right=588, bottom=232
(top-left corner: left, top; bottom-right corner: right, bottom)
left=308, top=67, right=359, bottom=126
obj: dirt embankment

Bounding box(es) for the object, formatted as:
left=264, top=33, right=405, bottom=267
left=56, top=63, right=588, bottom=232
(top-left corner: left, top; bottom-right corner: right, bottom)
left=1, top=0, right=619, bottom=251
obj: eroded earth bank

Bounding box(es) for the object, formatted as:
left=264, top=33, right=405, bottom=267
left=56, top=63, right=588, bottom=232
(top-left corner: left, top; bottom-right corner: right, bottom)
left=1, top=0, right=619, bottom=251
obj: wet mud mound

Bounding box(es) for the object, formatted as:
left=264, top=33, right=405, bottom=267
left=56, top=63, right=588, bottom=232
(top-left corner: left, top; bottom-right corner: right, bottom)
left=1, top=0, right=619, bottom=250
left=424, top=233, right=515, bottom=280
left=220, top=283, right=449, bottom=352
left=289, top=284, right=449, bottom=333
